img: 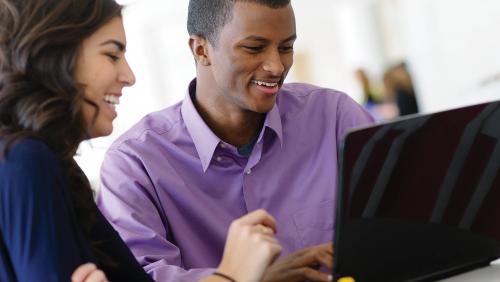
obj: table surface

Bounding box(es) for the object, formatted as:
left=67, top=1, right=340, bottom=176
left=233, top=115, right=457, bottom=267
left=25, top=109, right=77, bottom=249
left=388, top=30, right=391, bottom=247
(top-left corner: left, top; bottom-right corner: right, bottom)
left=440, top=260, right=500, bottom=281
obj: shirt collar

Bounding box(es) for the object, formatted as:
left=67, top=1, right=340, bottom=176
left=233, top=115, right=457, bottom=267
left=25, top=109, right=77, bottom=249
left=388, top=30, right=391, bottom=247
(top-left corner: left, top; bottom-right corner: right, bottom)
left=181, top=79, right=284, bottom=172
left=181, top=79, right=221, bottom=172
left=262, top=102, right=283, bottom=148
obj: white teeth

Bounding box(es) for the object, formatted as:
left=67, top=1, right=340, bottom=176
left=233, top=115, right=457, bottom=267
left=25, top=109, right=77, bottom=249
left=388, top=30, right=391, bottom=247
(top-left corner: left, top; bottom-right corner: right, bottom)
left=104, top=95, right=120, bottom=106
left=252, top=80, right=278, bottom=87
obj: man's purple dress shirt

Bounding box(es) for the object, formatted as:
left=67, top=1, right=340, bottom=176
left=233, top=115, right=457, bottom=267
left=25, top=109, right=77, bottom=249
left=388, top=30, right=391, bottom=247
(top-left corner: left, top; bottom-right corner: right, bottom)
left=96, top=80, right=374, bottom=281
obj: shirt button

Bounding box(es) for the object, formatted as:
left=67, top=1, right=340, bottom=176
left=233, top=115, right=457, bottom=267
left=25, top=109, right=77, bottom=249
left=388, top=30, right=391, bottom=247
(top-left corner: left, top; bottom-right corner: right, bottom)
left=245, top=169, right=252, bottom=175
left=220, top=143, right=227, bottom=148
left=216, top=156, right=222, bottom=162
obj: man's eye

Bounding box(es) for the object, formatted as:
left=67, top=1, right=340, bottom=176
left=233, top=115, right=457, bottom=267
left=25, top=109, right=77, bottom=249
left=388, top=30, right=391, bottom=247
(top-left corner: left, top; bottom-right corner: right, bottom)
left=280, top=46, right=294, bottom=53
left=243, top=46, right=264, bottom=52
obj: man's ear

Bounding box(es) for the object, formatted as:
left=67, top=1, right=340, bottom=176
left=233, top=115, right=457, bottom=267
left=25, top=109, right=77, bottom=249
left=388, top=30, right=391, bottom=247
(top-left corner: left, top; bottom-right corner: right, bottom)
left=188, top=35, right=211, bottom=66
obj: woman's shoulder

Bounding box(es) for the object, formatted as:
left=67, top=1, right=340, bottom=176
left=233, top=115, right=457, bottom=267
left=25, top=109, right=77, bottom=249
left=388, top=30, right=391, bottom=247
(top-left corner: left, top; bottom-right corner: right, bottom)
left=0, top=138, right=60, bottom=181
left=1, top=138, right=57, bottom=164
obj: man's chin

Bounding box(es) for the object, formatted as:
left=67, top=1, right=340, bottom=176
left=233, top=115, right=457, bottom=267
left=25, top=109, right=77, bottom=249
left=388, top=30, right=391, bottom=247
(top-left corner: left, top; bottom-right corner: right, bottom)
left=251, top=103, right=275, bottom=114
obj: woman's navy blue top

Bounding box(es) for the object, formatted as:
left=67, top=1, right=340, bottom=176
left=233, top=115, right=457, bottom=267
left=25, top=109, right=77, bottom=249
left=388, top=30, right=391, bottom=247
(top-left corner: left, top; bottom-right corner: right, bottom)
left=0, top=139, right=153, bottom=282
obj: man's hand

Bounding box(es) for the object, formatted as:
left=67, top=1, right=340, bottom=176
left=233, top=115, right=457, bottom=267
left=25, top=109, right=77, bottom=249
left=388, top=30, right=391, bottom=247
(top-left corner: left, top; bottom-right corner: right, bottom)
left=261, top=242, right=333, bottom=282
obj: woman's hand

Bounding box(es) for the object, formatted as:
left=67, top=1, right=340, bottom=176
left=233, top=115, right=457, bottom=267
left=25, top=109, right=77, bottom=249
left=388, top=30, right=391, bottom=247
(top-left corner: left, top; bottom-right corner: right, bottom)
left=213, top=209, right=282, bottom=282
left=71, top=263, right=108, bottom=282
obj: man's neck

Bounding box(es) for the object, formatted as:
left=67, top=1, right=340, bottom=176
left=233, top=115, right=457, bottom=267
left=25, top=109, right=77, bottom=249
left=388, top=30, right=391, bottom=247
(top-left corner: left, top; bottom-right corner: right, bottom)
left=192, top=88, right=265, bottom=148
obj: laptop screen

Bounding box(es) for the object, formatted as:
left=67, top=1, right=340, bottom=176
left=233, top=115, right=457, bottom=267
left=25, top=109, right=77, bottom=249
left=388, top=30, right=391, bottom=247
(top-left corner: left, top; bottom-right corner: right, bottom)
left=333, top=100, right=500, bottom=282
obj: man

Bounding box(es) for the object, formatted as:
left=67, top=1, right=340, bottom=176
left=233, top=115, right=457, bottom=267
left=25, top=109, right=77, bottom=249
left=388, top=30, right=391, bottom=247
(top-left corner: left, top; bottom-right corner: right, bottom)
left=97, top=0, right=374, bottom=281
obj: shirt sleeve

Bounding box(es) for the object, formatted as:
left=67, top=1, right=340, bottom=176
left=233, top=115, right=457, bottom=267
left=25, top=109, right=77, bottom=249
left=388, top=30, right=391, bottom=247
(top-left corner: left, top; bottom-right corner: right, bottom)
left=0, top=140, right=95, bottom=282
left=335, top=93, right=375, bottom=144
left=97, top=146, right=214, bottom=282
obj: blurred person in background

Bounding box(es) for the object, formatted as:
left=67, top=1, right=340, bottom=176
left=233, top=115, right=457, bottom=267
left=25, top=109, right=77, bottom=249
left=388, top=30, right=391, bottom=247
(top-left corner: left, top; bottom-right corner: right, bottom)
left=97, top=0, right=373, bottom=281
left=0, top=0, right=282, bottom=281
left=354, top=68, right=398, bottom=121
left=383, top=62, right=420, bottom=116
left=354, top=68, right=382, bottom=106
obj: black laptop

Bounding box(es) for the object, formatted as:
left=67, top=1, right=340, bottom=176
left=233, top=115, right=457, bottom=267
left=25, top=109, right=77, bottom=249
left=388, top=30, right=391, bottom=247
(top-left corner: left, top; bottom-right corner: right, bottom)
left=333, top=100, right=500, bottom=282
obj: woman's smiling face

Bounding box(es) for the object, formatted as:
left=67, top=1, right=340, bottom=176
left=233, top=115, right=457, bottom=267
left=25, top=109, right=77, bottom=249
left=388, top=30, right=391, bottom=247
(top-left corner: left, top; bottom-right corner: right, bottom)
left=74, top=16, right=136, bottom=138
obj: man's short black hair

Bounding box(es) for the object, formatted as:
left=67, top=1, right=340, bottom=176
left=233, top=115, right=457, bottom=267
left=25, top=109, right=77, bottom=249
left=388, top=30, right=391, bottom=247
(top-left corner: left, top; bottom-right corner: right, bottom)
left=187, top=0, right=291, bottom=45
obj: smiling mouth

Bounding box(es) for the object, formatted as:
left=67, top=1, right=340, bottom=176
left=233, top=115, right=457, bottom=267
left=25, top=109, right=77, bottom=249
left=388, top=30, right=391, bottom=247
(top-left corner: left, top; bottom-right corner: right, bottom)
left=103, top=94, right=120, bottom=108
left=251, top=79, right=281, bottom=96
left=251, top=80, right=279, bottom=88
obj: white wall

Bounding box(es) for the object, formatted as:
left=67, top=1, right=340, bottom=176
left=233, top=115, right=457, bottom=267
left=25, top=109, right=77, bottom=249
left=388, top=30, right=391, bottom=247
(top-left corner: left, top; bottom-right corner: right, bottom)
left=400, top=0, right=500, bottom=112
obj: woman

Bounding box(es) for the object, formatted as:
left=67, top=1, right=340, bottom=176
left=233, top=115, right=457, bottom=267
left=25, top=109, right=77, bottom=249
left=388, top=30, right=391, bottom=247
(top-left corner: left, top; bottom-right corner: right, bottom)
left=0, top=0, right=281, bottom=281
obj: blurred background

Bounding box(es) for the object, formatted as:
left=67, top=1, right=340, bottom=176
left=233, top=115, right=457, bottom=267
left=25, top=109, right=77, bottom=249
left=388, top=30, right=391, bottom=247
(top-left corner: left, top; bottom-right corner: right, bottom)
left=77, top=0, right=500, bottom=189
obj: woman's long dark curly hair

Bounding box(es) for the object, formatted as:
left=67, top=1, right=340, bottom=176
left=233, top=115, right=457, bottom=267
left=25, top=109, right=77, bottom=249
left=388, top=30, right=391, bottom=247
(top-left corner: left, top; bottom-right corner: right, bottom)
left=0, top=0, right=122, bottom=263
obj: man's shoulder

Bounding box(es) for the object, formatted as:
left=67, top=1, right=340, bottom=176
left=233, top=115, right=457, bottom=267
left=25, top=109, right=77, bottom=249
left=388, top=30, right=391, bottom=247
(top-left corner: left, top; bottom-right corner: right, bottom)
left=280, top=82, right=345, bottom=96
left=110, top=101, right=184, bottom=150
left=279, top=82, right=352, bottom=104
left=276, top=83, right=374, bottom=140
left=277, top=83, right=353, bottom=114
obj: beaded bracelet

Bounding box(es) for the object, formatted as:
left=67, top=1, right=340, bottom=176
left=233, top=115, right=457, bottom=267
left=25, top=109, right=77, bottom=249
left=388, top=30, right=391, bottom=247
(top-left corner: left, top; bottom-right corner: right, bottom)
left=212, top=271, right=237, bottom=282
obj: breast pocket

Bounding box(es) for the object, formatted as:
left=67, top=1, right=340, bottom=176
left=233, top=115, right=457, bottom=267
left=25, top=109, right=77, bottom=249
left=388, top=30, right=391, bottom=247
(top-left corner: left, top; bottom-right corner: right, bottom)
left=292, top=200, right=335, bottom=248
